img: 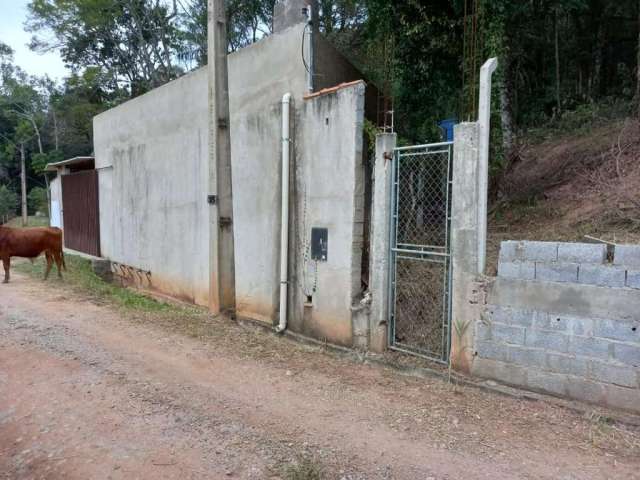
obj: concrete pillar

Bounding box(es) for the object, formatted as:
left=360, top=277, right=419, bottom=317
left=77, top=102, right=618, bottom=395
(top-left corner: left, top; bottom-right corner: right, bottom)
left=450, top=123, right=484, bottom=373
left=368, top=133, right=396, bottom=352
left=476, top=58, right=498, bottom=275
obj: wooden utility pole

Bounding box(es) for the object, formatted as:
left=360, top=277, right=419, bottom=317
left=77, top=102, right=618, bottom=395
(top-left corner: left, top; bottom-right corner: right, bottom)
left=207, top=0, right=236, bottom=316
left=20, top=143, right=27, bottom=226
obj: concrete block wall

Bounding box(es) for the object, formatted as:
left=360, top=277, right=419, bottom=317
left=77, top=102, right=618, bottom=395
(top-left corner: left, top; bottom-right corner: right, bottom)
left=473, top=240, right=640, bottom=413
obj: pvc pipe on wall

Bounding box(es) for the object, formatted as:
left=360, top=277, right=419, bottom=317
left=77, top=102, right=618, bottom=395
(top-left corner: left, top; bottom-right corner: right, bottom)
left=276, top=93, right=292, bottom=333
left=477, top=57, right=498, bottom=275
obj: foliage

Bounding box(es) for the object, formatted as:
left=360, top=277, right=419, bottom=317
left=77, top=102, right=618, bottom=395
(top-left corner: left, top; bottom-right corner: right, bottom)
left=28, top=186, right=48, bottom=214
left=0, top=184, right=18, bottom=219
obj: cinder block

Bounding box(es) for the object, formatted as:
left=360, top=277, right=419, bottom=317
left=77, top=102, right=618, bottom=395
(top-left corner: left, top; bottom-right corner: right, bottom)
left=578, top=265, right=626, bottom=288
left=497, top=261, right=535, bottom=280
left=534, top=312, right=569, bottom=332
left=589, top=360, right=638, bottom=388
left=489, top=305, right=535, bottom=327
left=476, top=341, right=509, bottom=362
left=568, top=336, right=611, bottom=361
left=614, top=244, right=640, bottom=268
left=525, top=329, right=569, bottom=353
left=492, top=323, right=526, bottom=345
left=566, top=378, right=606, bottom=405
left=626, top=270, right=640, bottom=289
left=472, top=357, right=527, bottom=387
left=612, top=343, right=640, bottom=367
left=604, top=384, right=640, bottom=413
left=508, top=346, right=546, bottom=369
left=557, top=242, right=606, bottom=264
left=593, top=318, right=639, bottom=343
left=475, top=321, right=492, bottom=342
left=546, top=353, right=589, bottom=377
left=499, top=241, right=557, bottom=263
left=535, top=262, right=578, bottom=283
left=567, top=316, right=595, bottom=337
left=526, top=369, right=567, bottom=397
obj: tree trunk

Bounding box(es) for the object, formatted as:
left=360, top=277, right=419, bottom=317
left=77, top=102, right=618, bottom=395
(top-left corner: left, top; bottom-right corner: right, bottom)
left=20, top=143, right=27, bottom=227
left=52, top=107, right=59, bottom=151
left=554, top=7, right=561, bottom=116
left=30, top=118, right=50, bottom=219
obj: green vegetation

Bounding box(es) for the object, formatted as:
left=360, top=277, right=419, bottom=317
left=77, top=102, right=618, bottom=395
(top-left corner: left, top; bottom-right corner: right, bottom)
left=16, top=254, right=170, bottom=312
left=0, top=184, right=17, bottom=220
left=281, top=456, right=324, bottom=480
left=1, top=0, right=639, bottom=219
left=5, top=215, right=50, bottom=227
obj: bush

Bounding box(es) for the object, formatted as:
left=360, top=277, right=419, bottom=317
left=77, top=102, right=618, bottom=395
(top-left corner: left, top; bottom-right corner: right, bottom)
left=28, top=186, right=48, bottom=215
left=0, top=185, right=18, bottom=220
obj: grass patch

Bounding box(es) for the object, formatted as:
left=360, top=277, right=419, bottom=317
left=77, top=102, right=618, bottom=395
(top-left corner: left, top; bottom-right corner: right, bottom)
left=15, top=254, right=171, bottom=313
left=6, top=216, right=50, bottom=227
left=281, top=456, right=324, bottom=480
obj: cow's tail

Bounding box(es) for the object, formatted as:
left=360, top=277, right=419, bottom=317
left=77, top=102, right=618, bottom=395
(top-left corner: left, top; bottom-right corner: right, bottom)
left=61, top=249, right=67, bottom=271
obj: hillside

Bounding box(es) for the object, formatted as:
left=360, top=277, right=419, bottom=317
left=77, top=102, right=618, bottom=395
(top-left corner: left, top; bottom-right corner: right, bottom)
left=487, top=117, right=640, bottom=273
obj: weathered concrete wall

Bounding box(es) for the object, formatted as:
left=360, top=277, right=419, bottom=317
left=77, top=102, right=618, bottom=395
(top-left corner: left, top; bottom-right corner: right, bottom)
left=94, top=67, right=210, bottom=305
left=367, top=133, right=396, bottom=352
left=450, top=123, right=485, bottom=373
left=227, top=23, right=309, bottom=322
left=94, top=24, right=369, bottom=343
left=474, top=240, right=640, bottom=413
left=287, top=82, right=366, bottom=346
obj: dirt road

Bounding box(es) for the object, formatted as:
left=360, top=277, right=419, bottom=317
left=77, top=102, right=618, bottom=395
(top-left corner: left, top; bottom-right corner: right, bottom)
left=1, top=272, right=639, bottom=479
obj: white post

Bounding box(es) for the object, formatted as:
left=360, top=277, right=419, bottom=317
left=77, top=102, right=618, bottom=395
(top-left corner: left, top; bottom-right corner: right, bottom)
left=477, top=57, right=498, bottom=275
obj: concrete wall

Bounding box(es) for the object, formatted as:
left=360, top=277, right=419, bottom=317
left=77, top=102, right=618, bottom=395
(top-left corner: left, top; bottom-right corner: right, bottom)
left=287, top=82, right=366, bottom=346
left=473, top=240, right=640, bottom=413
left=94, top=67, right=210, bottom=305
left=94, top=24, right=369, bottom=344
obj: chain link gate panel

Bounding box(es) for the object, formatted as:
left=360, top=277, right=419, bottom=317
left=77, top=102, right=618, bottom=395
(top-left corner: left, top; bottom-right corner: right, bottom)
left=388, top=142, right=453, bottom=363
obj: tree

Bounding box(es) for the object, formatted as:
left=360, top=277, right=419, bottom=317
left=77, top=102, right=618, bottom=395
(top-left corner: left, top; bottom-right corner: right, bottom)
left=27, top=0, right=186, bottom=96
left=0, top=185, right=18, bottom=223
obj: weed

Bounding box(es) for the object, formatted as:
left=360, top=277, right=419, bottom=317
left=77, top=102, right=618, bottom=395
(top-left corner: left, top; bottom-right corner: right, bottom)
left=281, top=456, right=324, bottom=480
left=15, top=255, right=172, bottom=313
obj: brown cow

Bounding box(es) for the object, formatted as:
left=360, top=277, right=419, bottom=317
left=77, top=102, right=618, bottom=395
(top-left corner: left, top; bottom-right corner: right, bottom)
left=0, top=226, right=66, bottom=283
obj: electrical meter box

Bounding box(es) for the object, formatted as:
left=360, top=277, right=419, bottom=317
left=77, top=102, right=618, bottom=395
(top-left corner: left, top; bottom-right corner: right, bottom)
left=310, top=227, right=328, bottom=261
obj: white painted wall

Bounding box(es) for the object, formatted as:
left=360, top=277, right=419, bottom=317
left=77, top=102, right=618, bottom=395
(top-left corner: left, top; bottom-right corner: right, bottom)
left=49, top=175, right=63, bottom=228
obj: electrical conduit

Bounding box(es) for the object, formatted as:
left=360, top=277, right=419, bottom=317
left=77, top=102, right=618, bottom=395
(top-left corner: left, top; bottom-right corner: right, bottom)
left=277, top=93, right=292, bottom=333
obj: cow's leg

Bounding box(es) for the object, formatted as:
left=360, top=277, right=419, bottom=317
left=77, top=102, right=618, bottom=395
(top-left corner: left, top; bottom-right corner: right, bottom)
left=2, top=257, right=9, bottom=284
left=53, top=251, right=63, bottom=279
left=44, top=252, right=53, bottom=280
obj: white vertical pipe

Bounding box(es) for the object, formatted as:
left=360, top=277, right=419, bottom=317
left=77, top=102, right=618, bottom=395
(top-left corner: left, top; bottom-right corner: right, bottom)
left=277, top=93, right=292, bottom=333
left=477, top=57, right=498, bottom=275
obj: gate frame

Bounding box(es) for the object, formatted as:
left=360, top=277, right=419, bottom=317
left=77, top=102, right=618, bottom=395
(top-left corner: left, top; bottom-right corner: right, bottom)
left=387, top=141, right=453, bottom=364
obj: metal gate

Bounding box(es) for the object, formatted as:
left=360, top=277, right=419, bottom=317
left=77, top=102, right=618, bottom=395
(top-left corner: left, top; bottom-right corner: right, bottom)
left=61, top=169, right=101, bottom=257
left=388, top=142, right=453, bottom=363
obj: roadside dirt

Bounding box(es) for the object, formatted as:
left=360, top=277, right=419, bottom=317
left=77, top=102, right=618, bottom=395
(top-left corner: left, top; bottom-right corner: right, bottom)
left=1, top=272, right=640, bottom=479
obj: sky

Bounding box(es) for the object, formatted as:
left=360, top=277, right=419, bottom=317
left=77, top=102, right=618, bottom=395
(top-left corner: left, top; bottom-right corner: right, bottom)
left=0, top=0, right=69, bottom=80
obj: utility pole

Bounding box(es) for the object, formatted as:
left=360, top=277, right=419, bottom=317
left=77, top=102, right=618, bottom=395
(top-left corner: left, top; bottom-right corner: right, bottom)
left=20, top=143, right=27, bottom=226
left=207, top=0, right=236, bottom=316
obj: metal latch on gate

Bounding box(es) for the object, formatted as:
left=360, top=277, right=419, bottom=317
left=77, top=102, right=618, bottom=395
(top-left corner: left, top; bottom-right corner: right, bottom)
left=219, top=217, right=232, bottom=228
left=207, top=195, right=217, bottom=205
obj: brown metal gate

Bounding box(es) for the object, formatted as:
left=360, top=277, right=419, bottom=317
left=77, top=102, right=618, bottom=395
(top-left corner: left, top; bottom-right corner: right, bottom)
left=61, top=170, right=100, bottom=256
